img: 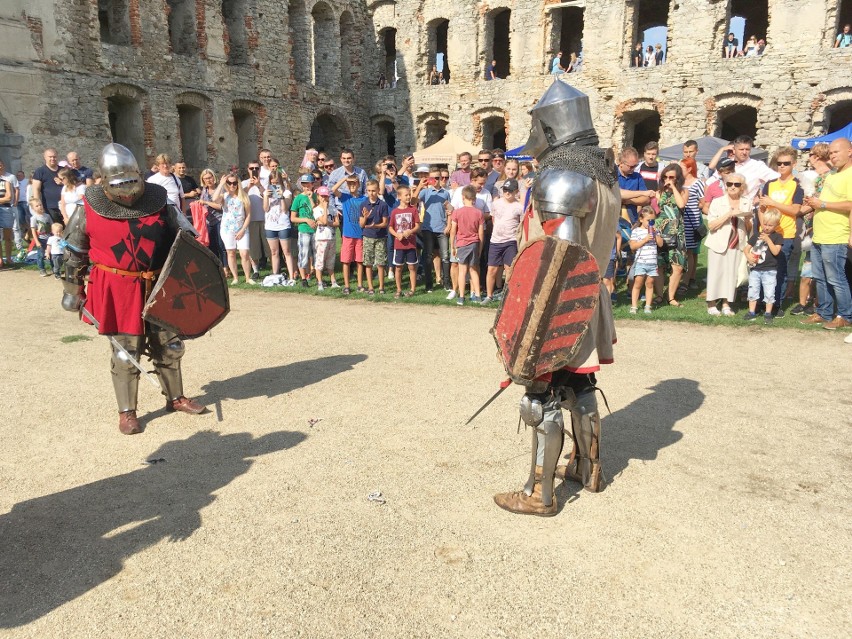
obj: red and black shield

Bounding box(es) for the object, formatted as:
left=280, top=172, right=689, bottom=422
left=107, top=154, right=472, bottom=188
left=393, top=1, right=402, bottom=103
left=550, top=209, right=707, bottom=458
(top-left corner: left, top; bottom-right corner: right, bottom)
left=491, top=237, right=600, bottom=384
left=143, top=230, right=230, bottom=339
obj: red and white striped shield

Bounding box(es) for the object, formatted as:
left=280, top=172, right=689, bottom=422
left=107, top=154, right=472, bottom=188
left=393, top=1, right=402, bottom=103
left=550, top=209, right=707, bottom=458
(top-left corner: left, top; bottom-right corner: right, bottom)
left=491, top=237, right=600, bottom=384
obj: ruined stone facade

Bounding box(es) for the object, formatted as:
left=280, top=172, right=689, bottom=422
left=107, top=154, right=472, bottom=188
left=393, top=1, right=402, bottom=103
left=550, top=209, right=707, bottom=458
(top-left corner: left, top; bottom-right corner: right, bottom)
left=1, top=0, right=851, bottom=175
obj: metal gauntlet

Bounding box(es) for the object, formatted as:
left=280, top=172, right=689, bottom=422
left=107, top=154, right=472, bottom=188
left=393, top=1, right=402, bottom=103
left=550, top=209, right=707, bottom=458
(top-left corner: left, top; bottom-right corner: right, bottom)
left=61, top=205, right=89, bottom=312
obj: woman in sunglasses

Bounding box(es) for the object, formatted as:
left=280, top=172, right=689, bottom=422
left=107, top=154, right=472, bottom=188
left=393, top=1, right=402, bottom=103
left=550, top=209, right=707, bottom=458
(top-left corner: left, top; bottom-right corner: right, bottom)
left=655, top=163, right=688, bottom=306
left=704, top=172, right=752, bottom=315
left=213, top=173, right=253, bottom=285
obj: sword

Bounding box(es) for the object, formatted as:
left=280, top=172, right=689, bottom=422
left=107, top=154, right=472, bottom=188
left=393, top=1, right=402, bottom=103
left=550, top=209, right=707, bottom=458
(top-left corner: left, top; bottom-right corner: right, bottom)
left=80, top=307, right=161, bottom=389
left=465, top=382, right=512, bottom=425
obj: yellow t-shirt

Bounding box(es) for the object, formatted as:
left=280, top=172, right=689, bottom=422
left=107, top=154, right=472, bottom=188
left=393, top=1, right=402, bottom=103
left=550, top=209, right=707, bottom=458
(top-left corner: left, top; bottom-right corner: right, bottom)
left=764, top=177, right=802, bottom=239
left=814, top=167, right=852, bottom=245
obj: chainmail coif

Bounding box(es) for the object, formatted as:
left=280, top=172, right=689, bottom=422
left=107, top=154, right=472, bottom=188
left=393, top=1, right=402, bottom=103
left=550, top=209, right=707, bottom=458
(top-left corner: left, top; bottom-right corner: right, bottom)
left=538, top=145, right=617, bottom=188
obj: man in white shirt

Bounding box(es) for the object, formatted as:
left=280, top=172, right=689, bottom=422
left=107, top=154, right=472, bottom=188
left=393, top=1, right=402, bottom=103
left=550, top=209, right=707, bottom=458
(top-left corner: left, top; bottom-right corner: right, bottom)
left=258, top=148, right=272, bottom=188
left=709, top=135, right=778, bottom=202
left=145, top=153, right=184, bottom=210
left=242, top=161, right=269, bottom=278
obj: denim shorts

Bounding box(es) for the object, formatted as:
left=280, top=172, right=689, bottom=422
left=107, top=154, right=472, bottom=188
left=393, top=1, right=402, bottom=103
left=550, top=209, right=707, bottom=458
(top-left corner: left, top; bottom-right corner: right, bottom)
left=633, top=261, right=658, bottom=277
left=800, top=259, right=812, bottom=279
left=747, top=269, right=777, bottom=304
left=265, top=228, right=292, bottom=240
left=0, top=207, right=13, bottom=229
left=297, top=232, right=315, bottom=268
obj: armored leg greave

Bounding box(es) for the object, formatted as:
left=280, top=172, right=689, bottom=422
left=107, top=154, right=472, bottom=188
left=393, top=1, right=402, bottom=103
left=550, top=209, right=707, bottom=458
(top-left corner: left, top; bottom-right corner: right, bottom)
left=148, top=328, right=186, bottom=401
left=563, top=389, right=603, bottom=492
left=110, top=334, right=144, bottom=412
left=520, top=393, right=565, bottom=508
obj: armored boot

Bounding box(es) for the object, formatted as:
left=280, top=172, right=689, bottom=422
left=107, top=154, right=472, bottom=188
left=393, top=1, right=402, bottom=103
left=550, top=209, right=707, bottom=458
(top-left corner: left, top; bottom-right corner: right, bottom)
left=111, top=335, right=143, bottom=435
left=560, top=389, right=603, bottom=492
left=494, top=393, right=563, bottom=516
left=149, top=329, right=206, bottom=414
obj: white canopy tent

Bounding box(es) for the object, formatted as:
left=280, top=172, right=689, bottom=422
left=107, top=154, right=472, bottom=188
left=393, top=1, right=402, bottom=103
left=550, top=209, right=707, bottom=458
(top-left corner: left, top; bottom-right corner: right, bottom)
left=412, top=133, right=474, bottom=166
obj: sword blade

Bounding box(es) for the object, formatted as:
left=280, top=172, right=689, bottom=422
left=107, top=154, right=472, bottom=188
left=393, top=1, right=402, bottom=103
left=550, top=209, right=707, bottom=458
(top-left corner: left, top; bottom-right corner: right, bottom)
left=80, top=307, right=161, bottom=389
left=465, top=383, right=510, bottom=425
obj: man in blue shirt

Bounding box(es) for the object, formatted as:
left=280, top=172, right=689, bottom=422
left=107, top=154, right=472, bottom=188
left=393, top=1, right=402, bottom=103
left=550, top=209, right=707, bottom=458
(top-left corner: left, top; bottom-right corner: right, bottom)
left=617, top=147, right=654, bottom=224
left=414, top=166, right=452, bottom=291
left=327, top=148, right=367, bottom=214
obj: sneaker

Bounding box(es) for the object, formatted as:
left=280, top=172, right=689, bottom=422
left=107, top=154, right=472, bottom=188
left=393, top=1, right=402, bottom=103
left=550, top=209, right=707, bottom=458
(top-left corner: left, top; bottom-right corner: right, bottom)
left=39, top=270, right=47, bottom=277
left=245, top=278, right=257, bottom=285
left=742, top=312, right=757, bottom=322
left=317, top=282, right=325, bottom=291
left=330, top=281, right=340, bottom=288
left=456, top=298, right=464, bottom=306
left=707, top=307, right=721, bottom=316
left=446, top=290, right=457, bottom=300
left=629, top=307, right=638, bottom=314
left=764, top=313, right=774, bottom=325
left=721, top=307, right=735, bottom=317
left=480, top=296, right=493, bottom=305
left=789, top=304, right=806, bottom=315
left=286, top=279, right=296, bottom=287
left=343, top=287, right=351, bottom=295
left=644, top=306, right=652, bottom=314
left=470, top=294, right=481, bottom=303
left=426, top=288, right=433, bottom=294
left=773, top=308, right=785, bottom=318
left=301, top=279, right=309, bottom=288
left=251, top=271, right=261, bottom=281
left=800, top=313, right=826, bottom=325
left=802, top=305, right=815, bottom=316
left=54, top=274, right=61, bottom=279
left=845, top=332, right=852, bottom=344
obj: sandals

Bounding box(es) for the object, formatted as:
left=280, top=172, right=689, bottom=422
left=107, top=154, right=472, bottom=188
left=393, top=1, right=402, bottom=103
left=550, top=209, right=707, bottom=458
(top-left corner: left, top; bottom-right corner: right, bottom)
left=404, top=291, right=414, bottom=298
left=669, top=299, right=682, bottom=307
left=394, top=291, right=402, bottom=299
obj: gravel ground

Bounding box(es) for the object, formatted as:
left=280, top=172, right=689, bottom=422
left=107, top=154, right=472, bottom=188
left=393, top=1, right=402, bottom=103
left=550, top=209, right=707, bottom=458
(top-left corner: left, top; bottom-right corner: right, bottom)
left=0, top=269, right=850, bottom=638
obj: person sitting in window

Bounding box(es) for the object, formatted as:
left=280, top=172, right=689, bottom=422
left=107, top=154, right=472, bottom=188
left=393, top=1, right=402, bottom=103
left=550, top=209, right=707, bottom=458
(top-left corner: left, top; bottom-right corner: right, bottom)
left=835, top=23, right=852, bottom=48
left=566, top=52, right=579, bottom=73
left=428, top=65, right=439, bottom=85
left=378, top=73, right=387, bottom=89
left=485, top=59, right=497, bottom=80
left=757, top=38, right=767, bottom=55
left=438, top=72, right=446, bottom=84
left=723, top=32, right=739, bottom=58
left=743, top=35, right=758, bottom=57
left=551, top=51, right=564, bottom=75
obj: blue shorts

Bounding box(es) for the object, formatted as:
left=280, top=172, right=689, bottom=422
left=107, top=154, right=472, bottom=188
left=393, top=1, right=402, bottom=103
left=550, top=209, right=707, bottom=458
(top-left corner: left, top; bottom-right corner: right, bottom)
left=265, top=228, right=292, bottom=240
left=633, top=261, right=658, bottom=277
left=393, top=248, right=418, bottom=265
left=604, top=259, right=616, bottom=280
left=800, top=259, right=812, bottom=279
left=488, top=241, right=518, bottom=267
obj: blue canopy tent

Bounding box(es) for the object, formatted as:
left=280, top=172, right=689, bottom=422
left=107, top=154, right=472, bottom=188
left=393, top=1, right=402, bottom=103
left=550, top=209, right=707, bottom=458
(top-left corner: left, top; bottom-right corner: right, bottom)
left=791, top=122, right=852, bottom=151
left=506, top=144, right=533, bottom=160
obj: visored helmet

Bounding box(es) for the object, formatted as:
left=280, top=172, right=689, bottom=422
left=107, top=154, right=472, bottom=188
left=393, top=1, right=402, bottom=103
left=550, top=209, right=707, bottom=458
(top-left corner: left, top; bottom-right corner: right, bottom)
left=99, top=143, right=143, bottom=206
left=522, top=80, right=598, bottom=158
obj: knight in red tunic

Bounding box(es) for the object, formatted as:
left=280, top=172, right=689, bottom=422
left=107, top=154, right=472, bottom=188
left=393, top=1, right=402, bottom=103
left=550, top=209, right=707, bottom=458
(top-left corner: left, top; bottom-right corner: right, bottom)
left=492, top=81, right=620, bottom=516
left=61, top=144, right=207, bottom=434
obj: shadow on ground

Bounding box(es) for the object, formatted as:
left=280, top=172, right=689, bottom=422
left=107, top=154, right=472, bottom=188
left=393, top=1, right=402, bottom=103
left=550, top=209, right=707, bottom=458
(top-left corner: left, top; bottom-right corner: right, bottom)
left=0, top=430, right=306, bottom=628
left=556, top=378, right=703, bottom=506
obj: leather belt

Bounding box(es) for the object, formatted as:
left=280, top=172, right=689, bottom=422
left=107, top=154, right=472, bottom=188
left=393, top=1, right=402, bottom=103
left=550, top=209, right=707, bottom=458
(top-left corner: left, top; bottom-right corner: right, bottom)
left=94, top=263, right=161, bottom=298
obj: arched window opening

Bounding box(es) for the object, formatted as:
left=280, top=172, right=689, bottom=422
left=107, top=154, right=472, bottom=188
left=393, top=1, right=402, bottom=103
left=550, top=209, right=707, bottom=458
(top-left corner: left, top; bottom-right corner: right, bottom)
left=167, top=0, right=197, bottom=56
left=624, top=110, right=661, bottom=151
left=481, top=116, right=507, bottom=151
left=626, top=0, right=669, bottom=66
left=826, top=101, right=852, bottom=133
left=309, top=113, right=348, bottom=156
left=726, top=0, right=768, bottom=56
left=106, top=96, right=145, bottom=166
left=98, top=0, right=131, bottom=46
left=289, top=0, right=311, bottom=83
left=486, top=9, right=511, bottom=79
left=233, top=108, right=257, bottom=170
left=552, top=6, right=584, bottom=69
left=372, top=120, right=396, bottom=163
left=423, top=119, right=448, bottom=147
left=222, top=0, right=249, bottom=66
left=178, top=105, right=206, bottom=170
left=312, top=2, right=337, bottom=89
left=340, top=11, right=356, bottom=87
left=379, top=28, right=398, bottom=87
left=427, top=19, right=450, bottom=83
left=716, top=105, right=758, bottom=141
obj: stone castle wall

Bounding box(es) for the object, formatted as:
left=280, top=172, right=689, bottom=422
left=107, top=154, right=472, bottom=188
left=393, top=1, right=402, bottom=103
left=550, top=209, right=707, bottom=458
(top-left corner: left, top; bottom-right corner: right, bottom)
left=0, top=0, right=850, bottom=175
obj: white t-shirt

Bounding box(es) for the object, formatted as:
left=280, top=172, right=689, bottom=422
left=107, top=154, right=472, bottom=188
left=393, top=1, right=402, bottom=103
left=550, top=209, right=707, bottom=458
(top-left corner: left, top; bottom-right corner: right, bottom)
left=451, top=188, right=492, bottom=216
left=631, top=227, right=658, bottom=264
left=313, top=205, right=336, bottom=241
left=62, top=184, right=86, bottom=219
left=265, top=190, right=293, bottom=232
left=241, top=180, right=266, bottom=222
left=737, top=158, right=780, bottom=201
left=146, top=172, right=184, bottom=208
left=259, top=166, right=271, bottom=189
left=47, top=235, right=64, bottom=256
left=0, top=173, right=18, bottom=206
left=490, top=198, right=523, bottom=244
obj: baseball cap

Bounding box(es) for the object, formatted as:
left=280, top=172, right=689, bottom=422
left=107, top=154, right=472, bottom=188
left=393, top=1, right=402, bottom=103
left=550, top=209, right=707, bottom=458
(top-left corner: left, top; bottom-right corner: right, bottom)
left=316, top=186, right=330, bottom=196
left=502, top=178, right=519, bottom=192
left=299, top=174, right=315, bottom=183
left=718, top=157, right=736, bottom=170
left=415, top=164, right=430, bottom=174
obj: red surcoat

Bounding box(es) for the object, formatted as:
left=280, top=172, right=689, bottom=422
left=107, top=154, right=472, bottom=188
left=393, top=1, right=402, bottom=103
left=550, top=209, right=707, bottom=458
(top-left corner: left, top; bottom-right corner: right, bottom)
left=82, top=199, right=174, bottom=335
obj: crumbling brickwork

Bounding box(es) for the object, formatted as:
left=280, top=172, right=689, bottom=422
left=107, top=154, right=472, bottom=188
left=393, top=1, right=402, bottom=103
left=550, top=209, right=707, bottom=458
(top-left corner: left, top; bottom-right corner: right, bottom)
left=0, top=0, right=850, bottom=176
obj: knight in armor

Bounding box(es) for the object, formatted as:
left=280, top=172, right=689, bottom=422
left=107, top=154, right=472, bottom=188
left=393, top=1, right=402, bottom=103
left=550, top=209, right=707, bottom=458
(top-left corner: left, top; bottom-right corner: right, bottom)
left=492, top=80, right=620, bottom=516
left=61, top=144, right=207, bottom=435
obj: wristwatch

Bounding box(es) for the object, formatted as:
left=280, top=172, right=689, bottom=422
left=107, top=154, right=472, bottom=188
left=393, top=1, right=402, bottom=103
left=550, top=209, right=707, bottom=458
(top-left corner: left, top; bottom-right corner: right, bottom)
left=820, top=200, right=826, bottom=209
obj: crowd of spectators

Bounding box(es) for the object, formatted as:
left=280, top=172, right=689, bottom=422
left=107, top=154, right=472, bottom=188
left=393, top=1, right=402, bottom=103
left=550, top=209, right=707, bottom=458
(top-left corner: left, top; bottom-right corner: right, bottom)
left=2, top=132, right=849, bottom=341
